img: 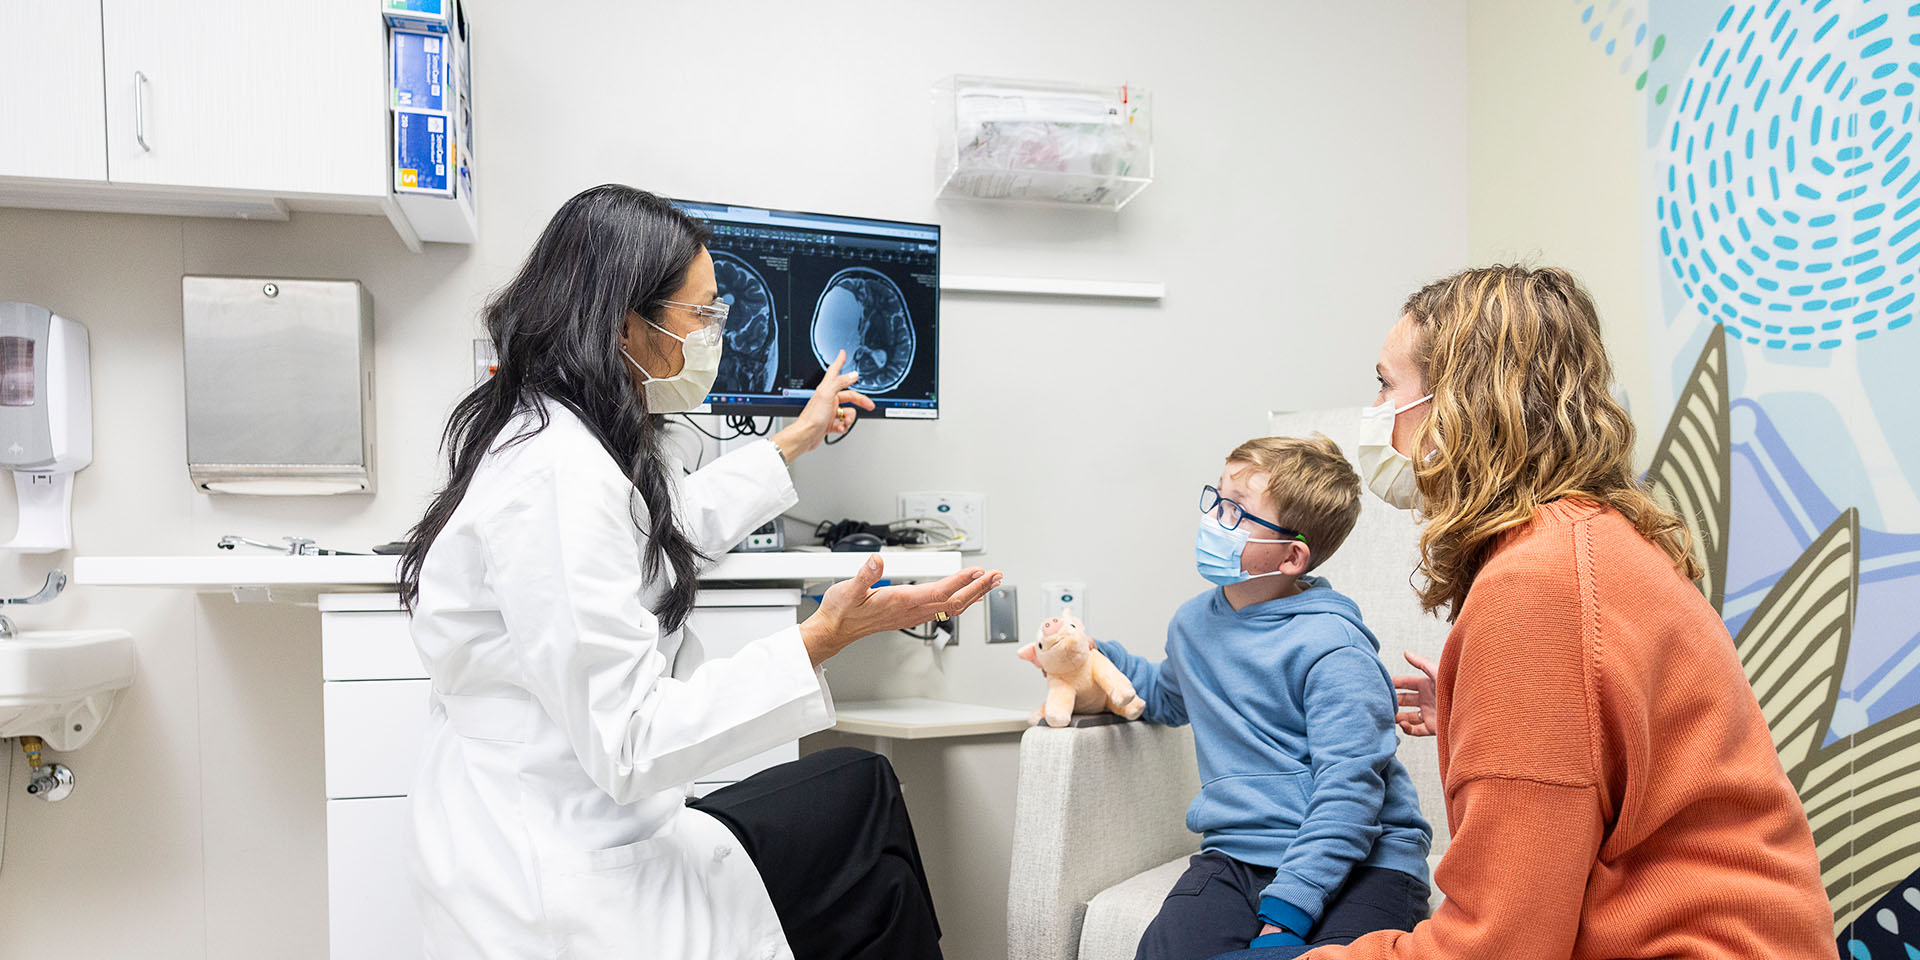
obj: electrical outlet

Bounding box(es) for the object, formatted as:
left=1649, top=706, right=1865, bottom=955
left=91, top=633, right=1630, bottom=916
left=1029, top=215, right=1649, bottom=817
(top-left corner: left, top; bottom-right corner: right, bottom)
left=1039, top=581, right=1087, bottom=623
left=897, top=491, right=986, bottom=553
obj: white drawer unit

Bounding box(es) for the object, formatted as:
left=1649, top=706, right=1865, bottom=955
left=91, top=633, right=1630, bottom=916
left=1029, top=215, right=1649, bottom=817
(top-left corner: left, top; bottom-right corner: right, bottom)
left=320, top=596, right=430, bottom=801
left=319, top=594, right=429, bottom=960
left=326, top=796, right=422, bottom=960
left=321, top=595, right=425, bottom=681
left=323, top=679, right=431, bottom=799
left=315, top=589, right=803, bottom=960
left=686, top=595, right=807, bottom=789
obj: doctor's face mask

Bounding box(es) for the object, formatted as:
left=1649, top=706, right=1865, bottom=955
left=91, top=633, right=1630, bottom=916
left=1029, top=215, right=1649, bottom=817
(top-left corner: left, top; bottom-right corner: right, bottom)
left=622, top=249, right=727, bottom=413
left=624, top=305, right=725, bottom=413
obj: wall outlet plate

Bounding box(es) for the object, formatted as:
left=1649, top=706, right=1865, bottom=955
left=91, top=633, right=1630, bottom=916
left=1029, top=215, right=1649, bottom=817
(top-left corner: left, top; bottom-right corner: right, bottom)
left=1039, top=581, right=1087, bottom=623
left=731, top=519, right=784, bottom=553
left=897, top=490, right=985, bottom=553
left=986, top=586, right=1019, bottom=643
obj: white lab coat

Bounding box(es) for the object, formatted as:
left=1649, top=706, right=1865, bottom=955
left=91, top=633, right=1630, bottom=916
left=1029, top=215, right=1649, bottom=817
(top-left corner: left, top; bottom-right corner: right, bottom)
left=407, top=401, right=834, bottom=959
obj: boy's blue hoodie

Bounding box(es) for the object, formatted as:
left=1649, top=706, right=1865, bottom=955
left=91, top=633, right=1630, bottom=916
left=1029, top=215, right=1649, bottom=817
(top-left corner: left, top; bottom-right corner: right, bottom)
left=1098, top=577, right=1432, bottom=937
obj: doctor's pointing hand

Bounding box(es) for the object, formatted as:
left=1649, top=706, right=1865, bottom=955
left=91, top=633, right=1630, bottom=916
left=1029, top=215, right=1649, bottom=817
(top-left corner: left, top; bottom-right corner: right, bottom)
left=397, top=184, right=996, bottom=960
left=770, top=349, right=871, bottom=464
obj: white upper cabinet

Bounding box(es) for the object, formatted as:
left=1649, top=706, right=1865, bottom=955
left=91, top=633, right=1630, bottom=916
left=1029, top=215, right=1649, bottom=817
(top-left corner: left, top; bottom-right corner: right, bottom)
left=0, top=0, right=109, bottom=181
left=100, top=0, right=387, bottom=197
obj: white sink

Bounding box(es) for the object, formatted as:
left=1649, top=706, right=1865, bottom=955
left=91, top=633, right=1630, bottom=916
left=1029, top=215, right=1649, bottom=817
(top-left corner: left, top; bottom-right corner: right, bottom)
left=0, top=629, right=136, bottom=751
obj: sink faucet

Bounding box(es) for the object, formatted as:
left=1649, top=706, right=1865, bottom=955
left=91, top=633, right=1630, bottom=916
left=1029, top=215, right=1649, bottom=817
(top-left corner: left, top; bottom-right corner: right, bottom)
left=0, top=570, right=69, bottom=639
left=217, top=535, right=362, bottom=556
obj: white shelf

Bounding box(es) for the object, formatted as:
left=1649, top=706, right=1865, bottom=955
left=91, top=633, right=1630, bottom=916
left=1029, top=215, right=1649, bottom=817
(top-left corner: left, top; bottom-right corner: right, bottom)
left=310, top=589, right=803, bottom=612
left=703, top=551, right=963, bottom=582
left=75, top=554, right=400, bottom=587
left=940, top=274, right=1164, bottom=301
left=831, top=698, right=1032, bottom=740
left=73, top=551, right=964, bottom=590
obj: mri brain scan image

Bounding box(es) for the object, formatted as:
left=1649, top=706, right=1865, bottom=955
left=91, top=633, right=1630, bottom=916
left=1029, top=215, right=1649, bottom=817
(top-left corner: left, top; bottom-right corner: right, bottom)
left=810, top=267, right=915, bottom=394
left=711, top=253, right=778, bottom=394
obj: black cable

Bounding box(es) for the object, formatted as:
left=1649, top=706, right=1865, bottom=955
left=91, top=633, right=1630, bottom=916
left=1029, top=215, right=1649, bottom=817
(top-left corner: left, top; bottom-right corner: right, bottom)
left=824, top=414, right=859, bottom=445
left=899, top=617, right=956, bottom=643
left=815, top=518, right=892, bottom=547
left=674, top=414, right=747, bottom=442
left=721, top=414, right=776, bottom=437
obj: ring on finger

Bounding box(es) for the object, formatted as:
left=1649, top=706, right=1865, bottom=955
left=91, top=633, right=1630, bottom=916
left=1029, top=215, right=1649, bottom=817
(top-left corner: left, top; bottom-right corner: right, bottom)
left=934, top=611, right=949, bottom=622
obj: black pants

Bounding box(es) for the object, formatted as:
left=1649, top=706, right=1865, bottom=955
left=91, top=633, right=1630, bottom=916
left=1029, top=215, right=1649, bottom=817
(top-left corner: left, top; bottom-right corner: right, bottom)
left=1134, top=851, right=1429, bottom=960
left=688, top=747, right=942, bottom=960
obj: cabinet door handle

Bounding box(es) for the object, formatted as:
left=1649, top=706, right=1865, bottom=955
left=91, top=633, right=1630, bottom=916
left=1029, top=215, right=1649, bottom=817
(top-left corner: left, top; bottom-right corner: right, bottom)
left=134, top=70, right=151, bottom=152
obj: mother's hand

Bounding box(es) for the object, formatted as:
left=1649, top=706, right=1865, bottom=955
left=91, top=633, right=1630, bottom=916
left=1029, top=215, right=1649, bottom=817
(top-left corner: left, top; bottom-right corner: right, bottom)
left=798, top=556, right=1003, bottom=667
left=1394, top=651, right=1440, bottom=737
left=771, top=351, right=873, bottom=464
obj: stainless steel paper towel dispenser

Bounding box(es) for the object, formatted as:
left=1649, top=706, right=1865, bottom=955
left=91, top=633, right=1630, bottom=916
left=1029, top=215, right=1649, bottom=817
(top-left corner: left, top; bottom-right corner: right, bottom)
left=183, top=277, right=375, bottom=495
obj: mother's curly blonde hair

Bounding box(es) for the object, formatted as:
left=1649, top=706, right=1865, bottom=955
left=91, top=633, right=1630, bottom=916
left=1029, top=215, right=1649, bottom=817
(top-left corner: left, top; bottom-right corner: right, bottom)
left=1402, top=265, right=1702, bottom=618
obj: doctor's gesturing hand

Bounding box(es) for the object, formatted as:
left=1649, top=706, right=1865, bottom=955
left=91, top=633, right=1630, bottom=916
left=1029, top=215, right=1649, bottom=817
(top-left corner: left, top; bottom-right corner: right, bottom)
left=800, top=558, right=1003, bottom=667
left=771, top=351, right=873, bottom=464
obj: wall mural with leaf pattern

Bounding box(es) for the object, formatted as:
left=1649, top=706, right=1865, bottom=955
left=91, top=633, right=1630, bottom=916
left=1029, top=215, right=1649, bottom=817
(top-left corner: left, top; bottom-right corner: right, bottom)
left=1575, top=1, right=1920, bottom=955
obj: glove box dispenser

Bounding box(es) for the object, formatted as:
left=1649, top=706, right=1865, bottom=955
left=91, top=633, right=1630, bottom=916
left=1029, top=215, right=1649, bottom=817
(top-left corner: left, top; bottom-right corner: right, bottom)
left=183, top=277, right=375, bottom=495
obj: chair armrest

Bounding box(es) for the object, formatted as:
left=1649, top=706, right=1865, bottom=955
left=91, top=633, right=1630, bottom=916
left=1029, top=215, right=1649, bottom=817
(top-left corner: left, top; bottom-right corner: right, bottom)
left=1007, top=719, right=1202, bottom=960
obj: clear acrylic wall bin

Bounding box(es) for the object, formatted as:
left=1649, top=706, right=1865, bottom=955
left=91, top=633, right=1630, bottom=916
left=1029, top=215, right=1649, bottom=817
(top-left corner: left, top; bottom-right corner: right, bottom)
left=934, top=76, right=1153, bottom=211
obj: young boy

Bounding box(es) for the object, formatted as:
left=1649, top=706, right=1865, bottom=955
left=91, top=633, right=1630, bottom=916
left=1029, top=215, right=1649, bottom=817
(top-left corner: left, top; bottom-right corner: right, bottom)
left=1097, top=435, right=1432, bottom=959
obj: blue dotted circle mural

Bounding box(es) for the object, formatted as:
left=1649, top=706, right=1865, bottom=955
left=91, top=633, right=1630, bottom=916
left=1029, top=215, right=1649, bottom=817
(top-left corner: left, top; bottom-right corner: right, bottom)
left=1658, top=0, right=1920, bottom=350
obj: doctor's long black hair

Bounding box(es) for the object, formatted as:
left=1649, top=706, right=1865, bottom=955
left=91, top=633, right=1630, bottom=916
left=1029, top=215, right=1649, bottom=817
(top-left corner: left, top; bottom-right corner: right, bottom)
left=398, top=184, right=710, bottom=631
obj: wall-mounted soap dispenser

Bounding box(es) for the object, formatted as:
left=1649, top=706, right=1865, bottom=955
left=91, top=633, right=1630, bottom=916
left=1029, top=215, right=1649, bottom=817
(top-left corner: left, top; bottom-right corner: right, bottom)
left=182, top=277, right=375, bottom=495
left=0, top=303, right=92, bottom=554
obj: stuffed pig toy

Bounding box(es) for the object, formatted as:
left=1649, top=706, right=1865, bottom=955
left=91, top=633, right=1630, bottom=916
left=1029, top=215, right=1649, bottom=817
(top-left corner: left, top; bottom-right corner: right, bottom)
left=1016, top=609, right=1145, bottom=727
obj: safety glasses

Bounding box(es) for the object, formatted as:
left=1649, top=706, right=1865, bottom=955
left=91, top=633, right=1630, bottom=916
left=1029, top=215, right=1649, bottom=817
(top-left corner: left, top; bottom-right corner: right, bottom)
left=654, top=298, right=730, bottom=332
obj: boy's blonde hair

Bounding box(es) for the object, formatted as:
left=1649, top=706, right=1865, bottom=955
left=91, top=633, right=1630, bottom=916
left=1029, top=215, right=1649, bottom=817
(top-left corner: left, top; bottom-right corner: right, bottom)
left=1226, top=433, right=1362, bottom=573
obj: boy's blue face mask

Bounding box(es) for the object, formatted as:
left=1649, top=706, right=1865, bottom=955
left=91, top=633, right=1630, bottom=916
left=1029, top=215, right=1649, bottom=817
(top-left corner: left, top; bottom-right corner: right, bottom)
left=1194, top=514, right=1293, bottom=587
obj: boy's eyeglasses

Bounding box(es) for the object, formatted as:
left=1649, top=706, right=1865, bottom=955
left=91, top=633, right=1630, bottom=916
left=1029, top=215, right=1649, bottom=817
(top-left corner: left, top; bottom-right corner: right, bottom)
left=655, top=298, right=730, bottom=331
left=1199, top=485, right=1307, bottom=543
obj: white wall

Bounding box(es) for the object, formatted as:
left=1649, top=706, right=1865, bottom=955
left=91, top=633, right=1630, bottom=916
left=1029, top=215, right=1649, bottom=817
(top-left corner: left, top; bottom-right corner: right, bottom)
left=1465, top=0, right=1657, bottom=462
left=0, top=2, right=1467, bottom=958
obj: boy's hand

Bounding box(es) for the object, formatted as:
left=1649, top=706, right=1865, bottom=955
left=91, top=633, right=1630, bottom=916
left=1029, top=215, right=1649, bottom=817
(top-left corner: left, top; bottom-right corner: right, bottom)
left=1393, top=651, right=1440, bottom=737
left=1251, top=923, right=1304, bottom=948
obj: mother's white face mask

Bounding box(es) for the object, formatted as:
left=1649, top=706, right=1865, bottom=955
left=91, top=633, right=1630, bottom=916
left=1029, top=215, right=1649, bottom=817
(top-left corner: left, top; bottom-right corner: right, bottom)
left=1356, top=394, right=1432, bottom=511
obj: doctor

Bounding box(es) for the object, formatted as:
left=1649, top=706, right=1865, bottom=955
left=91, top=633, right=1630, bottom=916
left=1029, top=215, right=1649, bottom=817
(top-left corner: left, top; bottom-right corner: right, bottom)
left=398, top=184, right=999, bottom=959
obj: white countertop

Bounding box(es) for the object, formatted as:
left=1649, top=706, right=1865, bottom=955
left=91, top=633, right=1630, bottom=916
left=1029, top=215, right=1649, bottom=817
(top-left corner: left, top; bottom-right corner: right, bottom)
left=830, top=698, right=1033, bottom=740
left=73, top=551, right=965, bottom=589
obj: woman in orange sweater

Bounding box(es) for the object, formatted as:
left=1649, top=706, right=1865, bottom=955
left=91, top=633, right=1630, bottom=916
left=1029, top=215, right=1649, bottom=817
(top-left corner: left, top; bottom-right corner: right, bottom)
left=1229, top=265, right=1837, bottom=959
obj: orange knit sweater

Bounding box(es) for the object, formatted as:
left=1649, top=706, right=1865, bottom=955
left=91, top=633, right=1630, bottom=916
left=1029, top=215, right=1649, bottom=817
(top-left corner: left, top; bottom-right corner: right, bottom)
left=1307, top=499, right=1836, bottom=960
